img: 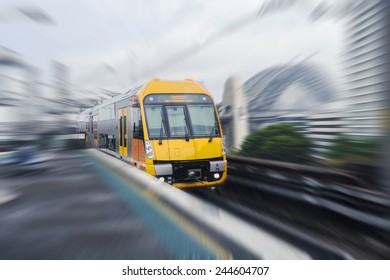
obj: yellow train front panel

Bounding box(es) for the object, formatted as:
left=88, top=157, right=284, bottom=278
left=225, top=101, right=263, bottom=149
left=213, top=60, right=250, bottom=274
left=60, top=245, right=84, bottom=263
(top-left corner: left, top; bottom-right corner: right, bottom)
left=139, top=79, right=227, bottom=188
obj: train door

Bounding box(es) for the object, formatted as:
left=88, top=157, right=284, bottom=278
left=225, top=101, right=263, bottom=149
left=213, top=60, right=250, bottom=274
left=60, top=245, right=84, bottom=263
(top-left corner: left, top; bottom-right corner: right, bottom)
left=130, top=103, right=145, bottom=169
left=118, top=108, right=128, bottom=157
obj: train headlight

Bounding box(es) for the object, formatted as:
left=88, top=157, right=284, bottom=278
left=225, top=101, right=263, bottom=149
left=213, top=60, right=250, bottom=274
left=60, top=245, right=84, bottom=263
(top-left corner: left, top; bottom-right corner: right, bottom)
left=222, top=136, right=226, bottom=155
left=145, top=141, right=154, bottom=159
left=213, top=173, right=220, bottom=179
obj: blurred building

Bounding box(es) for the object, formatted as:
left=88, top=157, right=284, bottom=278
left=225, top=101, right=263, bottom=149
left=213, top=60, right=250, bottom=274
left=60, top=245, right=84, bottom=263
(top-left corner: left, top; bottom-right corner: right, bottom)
left=219, top=77, right=249, bottom=149
left=305, top=102, right=348, bottom=159
left=0, top=48, right=79, bottom=150
left=341, top=0, right=390, bottom=138
left=0, top=47, right=39, bottom=146
left=338, top=0, right=390, bottom=190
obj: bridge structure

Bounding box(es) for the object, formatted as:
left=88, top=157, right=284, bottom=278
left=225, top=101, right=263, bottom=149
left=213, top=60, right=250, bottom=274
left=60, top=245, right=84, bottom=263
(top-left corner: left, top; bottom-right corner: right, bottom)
left=219, top=63, right=338, bottom=156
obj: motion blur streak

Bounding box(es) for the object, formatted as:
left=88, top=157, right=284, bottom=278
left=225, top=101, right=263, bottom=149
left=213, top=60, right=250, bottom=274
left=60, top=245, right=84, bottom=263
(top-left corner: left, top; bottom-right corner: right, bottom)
left=0, top=0, right=389, bottom=259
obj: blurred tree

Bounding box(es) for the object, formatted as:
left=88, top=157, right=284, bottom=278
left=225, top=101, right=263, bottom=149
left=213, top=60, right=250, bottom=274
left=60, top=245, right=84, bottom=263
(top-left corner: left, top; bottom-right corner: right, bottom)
left=239, top=123, right=312, bottom=163
left=327, top=135, right=381, bottom=186
left=227, top=147, right=240, bottom=156
left=327, top=135, right=380, bottom=164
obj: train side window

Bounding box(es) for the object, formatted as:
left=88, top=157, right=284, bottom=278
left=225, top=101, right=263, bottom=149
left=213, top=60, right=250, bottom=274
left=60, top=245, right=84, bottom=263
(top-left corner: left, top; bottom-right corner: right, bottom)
left=123, top=115, right=127, bottom=147
left=119, top=117, right=123, bottom=146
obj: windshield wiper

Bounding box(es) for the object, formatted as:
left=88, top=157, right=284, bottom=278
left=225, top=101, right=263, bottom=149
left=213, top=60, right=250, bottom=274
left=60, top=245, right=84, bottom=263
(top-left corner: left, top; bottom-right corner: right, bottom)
left=208, top=122, right=218, bottom=142
left=184, top=118, right=190, bottom=142
left=159, top=110, right=165, bottom=145
left=183, top=113, right=190, bottom=142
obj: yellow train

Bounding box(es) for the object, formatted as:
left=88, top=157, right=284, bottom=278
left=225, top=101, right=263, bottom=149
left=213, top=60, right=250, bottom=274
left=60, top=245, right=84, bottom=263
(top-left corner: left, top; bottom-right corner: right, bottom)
left=77, top=79, right=227, bottom=188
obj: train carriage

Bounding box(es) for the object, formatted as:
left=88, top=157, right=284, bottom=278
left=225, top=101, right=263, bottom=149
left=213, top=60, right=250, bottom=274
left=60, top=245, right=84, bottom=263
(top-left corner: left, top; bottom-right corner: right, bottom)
left=77, top=79, right=227, bottom=188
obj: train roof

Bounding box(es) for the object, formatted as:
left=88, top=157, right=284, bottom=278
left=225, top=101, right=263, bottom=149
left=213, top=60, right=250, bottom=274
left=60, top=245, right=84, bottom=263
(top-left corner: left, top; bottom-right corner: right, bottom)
left=79, top=83, right=144, bottom=114
left=78, top=79, right=211, bottom=114
left=139, top=79, right=209, bottom=97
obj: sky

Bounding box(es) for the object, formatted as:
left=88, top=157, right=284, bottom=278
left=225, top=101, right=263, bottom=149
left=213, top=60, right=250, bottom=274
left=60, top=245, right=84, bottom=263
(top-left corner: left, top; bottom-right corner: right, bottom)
left=0, top=0, right=348, bottom=104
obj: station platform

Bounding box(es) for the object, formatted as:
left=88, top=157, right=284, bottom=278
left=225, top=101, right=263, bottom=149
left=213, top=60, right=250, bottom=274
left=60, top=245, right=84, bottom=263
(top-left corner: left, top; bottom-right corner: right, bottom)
left=0, top=148, right=309, bottom=259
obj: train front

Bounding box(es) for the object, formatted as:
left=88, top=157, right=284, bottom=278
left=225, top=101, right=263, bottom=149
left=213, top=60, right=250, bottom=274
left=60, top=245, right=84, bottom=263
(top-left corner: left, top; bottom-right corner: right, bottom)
left=141, top=81, right=227, bottom=188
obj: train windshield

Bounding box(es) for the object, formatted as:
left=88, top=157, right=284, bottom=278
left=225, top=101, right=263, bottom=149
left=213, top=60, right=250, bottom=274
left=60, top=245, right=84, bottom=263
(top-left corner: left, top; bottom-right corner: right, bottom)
left=187, top=105, right=218, bottom=136
left=166, top=106, right=190, bottom=137
left=143, top=106, right=167, bottom=138
left=143, top=94, right=220, bottom=139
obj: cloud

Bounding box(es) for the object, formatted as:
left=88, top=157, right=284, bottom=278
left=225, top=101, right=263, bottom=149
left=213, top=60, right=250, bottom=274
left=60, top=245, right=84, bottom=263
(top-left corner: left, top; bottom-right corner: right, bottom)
left=0, top=0, right=342, bottom=104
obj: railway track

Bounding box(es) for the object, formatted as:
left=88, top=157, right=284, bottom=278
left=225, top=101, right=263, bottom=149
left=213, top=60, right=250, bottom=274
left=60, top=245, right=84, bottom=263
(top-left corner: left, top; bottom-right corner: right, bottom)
left=189, top=176, right=390, bottom=259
